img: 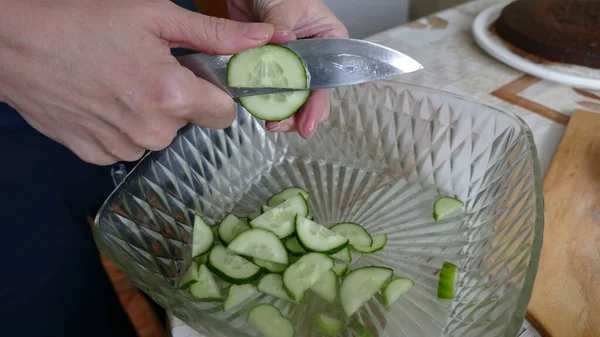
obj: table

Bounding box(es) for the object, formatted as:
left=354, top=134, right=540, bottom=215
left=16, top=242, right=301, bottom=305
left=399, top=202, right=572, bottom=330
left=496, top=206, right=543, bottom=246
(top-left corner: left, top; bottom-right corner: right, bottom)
left=170, top=0, right=600, bottom=335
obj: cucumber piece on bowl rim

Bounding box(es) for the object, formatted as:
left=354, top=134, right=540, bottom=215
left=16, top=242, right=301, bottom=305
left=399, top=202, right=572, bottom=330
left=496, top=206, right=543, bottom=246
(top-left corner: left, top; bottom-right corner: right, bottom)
left=433, top=196, right=464, bottom=221
left=227, top=44, right=310, bottom=121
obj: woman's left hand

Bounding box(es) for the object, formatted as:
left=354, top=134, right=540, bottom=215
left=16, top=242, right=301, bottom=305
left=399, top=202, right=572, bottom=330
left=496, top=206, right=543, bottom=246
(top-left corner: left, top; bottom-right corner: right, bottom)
left=227, top=0, right=349, bottom=138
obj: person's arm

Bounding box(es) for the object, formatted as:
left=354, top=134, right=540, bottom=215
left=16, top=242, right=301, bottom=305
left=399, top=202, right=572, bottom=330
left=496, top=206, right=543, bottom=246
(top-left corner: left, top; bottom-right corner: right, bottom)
left=0, top=0, right=273, bottom=165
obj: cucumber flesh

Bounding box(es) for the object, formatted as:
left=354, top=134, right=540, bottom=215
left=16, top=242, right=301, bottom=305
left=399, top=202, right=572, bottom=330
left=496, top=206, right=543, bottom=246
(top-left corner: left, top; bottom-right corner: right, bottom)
left=248, top=211, right=261, bottom=221
left=296, top=216, right=349, bottom=254
left=433, top=196, right=464, bottom=221
left=313, top=314, right=345, bottom=336
left=218, top=214, right=250, bottom=245
left=228, top=228, right=289, bottom=264
left=224, top=284, right=258, bottom=311
left=228, top=45, right=310, bottom=122
left=248, top=304, right=296, bottom=337
left=189, top=264, right=222, bottom=301
left=177, top=261, right=200, bottom=289
left=250, top=195, right=308, bottom=238
left=437, top=261, right=459, bottom=299
left=332, top=260, right=349, bottom=277
left=340, top=266, right=393, bottom=317
left=307, top=215, right=314, bottom=221
left=283, top=252, right=334, bottom=301
left=207, top=245, right=261, bottom=285
left=258, top=273, right=296, bottom=303
left=191, top=214, right=214, bottom=258
left=352, top=234, right=388, bottom=254
left=330, top=222, right=373, bottom=248
left=285, top=237, right=307, bottom=256
left=330, top=246, right=352, bottom=262
left=267, top=187, right=310, bottom=207
left=348, top=321, right=374, bottom=337
left=310, top=269, right=337, bottom=303
left=253, top=257, right=287, bottom=273
left=261, top=205, right=273, bottom=213
left=382, top=277, right=414, bottom=307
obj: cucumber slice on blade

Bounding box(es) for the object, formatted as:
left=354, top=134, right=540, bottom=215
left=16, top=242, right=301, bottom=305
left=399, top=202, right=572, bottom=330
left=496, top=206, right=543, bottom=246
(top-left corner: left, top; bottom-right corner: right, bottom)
left=267, top=187, right=310, bottom=207
left=223, top=284, right=258, bottom=311
left=352, top=234, right=388, bottom=254
left=218, top=213, right=250, bottom=245
left=381, top=277, right=414, bottom=307
left=437, top=261, right=459, bottom=299
left=433, top=196, right=464, bottom=221
left=296, top=216, right=349, bottom=254
left=228, top=228, right=289, bottom=264
left=313, top=314, right=345, bottom=336
left=250, top=195, right=308, bottom=238
left=207, top=245, right=261, bottom=285
left=191, top=214, right=214, bottom=258
left=177, top=261, right=199, bottom=289
left=248, top=304, right=296, bottom=337
left=228, top=44, right=310, bottom=121
left=283, top=253, right=334, bottom=301
left=258, top=273, right=296, bottom=303
left=330, top=222, right=373, bottom=248
left=189, top=264, right=222, bottom=301
left=310, top=269, right=337, bottom=303
left=340, top=266, right=393, bottom=317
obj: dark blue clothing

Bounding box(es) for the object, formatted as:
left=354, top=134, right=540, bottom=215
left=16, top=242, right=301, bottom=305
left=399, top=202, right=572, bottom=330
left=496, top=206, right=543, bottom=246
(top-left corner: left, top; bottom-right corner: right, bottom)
left=0, top=0, right=197, bottom=336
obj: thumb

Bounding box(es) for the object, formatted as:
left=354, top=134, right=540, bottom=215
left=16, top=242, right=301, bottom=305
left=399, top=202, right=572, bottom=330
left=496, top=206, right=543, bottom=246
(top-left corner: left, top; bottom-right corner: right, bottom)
left=157, top=5, right=274, bottom=55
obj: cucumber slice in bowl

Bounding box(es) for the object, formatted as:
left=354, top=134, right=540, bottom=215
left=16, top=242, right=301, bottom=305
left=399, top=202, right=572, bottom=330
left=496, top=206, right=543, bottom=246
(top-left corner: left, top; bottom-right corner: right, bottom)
left=332, top=260, right=349, bottom=277
left=284, top=236, right=307, bottom=256
left=250, top=195, right=308, bottom=238
left=258, top=273, right=296, bottom=303
left=267, top=187, right=310, bottom=207
left=313, top=314, right=345, bottom=336
left=189, top=264, right=222, bottom=301
left=433, top=196, right=464, bottom=221
left=352, top=234, right=388, bottom=254
left=248, top=211, right=261, bottom=221
left=330, top=246, right=352, bottom=262
left=177, top=261, right=200, bottom=289
left=228, top=228, right=289, bottom=264
left=340, top=266, right=393, bottom=317
left=381, top=277, right=414, bottom=307
left=296, top=216, right=349, bottom=254
left=348, top=321, right=374, bottom=337
left=191, top=214, right=214, bottom=259
left=253, top=257, right=287, bottom=273
left=223, top=284, right=258, bottom=312
left=218, top=213, right=250, bottom=245
left=207, top=245, right=261, bottom=285
left=310, top=269, right=337, bottom=303
left=437, top=261, right=459, bottom=299
left=228, top=44, right=310, bottom=121
left=283, top=252, right=334, bottom=301
left=330, top=222, right=373, bottom=248
left=248, top=304, right=296, bottom=337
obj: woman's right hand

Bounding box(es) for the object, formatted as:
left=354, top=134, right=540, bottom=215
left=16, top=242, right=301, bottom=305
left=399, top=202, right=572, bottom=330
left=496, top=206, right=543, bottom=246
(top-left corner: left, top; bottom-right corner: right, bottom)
left=0, top=0, right=274, bottom=165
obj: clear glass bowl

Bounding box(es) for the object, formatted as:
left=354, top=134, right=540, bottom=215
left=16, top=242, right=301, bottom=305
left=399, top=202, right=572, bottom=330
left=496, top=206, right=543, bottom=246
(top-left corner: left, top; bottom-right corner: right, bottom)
left=93, top=80, right=544, bottom=337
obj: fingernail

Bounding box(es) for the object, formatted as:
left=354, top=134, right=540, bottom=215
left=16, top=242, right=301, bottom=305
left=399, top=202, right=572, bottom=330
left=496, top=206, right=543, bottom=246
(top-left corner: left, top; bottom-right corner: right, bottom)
left=302, top=120, right=317, bottom=139
left=243, top=23, right=271, bottom=41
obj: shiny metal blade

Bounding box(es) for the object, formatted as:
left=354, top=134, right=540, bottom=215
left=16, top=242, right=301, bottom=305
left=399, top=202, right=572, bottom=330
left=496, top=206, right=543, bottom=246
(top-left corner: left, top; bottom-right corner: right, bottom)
left=176, top=38, right=423, bottom=98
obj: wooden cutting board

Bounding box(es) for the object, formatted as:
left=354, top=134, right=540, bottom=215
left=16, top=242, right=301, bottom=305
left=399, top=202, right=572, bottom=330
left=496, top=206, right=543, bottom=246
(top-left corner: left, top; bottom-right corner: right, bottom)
left=527, top=109, right=600, bottom=337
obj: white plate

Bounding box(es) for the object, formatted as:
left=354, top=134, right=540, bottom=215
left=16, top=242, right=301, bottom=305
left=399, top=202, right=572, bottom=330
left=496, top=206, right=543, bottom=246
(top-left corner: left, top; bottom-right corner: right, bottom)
left=472, top=2, right=600, bottom=90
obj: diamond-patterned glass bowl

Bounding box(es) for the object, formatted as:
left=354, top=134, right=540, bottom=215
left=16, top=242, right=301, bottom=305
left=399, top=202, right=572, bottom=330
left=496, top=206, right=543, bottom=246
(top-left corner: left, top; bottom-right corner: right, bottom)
left=93, top=80, right=544, bottom=337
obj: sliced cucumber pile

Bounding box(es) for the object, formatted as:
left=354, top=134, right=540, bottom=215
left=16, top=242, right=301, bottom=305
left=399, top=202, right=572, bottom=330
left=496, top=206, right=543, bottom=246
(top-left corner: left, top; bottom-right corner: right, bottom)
left=224, top=284, right=258, bottom=311
left=248, top=304, right=296, bottom=337
left=227, top=44, right=310, bottom=122
left=314, top=314, right=345, bottom=336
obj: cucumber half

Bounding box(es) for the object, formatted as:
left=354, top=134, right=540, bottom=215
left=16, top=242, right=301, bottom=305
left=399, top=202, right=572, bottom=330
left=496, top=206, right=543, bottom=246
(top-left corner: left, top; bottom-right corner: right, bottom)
left=340, top=266, right=393, bottom=317
left=189, top=264, right=222, bottom=301
left=267, top=187, right=310, bottom=207
left=227, top=44, right=310, bottom=121
left=218, top=214, right=250, bottom=245
left=330, top=246, right=352, bottom=262
left=258, top=273, right=296, bottom=303
left=224, top=284, right=258, bottom=311
left=310, top=269, right=337, bottom=303
left=250, top=194, right=308, bottom=238
left=284, top=236, right=307, bottom=256
left=352, top=234, right=388, bottom=254
left=313, top=314, right=345, bottom=336
left=283, top=252, right=334, bottom=302
left=177, top=261, right=200, bottom=289
left=248, top=304, right=296, bottom=337
left=191, top=214, right=214, bottom=259
left=228, top=228, right=289, bottom=264
left=330, top=222, right=373, bottom=248
left=253, top=257, right=287, bottom=273
left=207, top=245, right=261, bottom=285
left=437, top=261, right=459, bottom=299
left=381, top=277, right=414, bottom=307
left=433, top=196, right=464, bottom=221
left=296, top=216, right=349, bottom=254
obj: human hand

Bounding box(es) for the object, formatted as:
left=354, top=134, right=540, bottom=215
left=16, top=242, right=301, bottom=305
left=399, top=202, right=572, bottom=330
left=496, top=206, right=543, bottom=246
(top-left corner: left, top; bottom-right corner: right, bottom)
left=0, top=0, right=274, bottom=165
left=228, top=0, right=349, bottom=139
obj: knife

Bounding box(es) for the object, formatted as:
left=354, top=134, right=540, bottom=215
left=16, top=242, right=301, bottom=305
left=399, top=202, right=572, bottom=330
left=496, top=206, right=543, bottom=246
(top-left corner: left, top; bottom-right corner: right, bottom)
left=176, top=38, right=423, bottom=98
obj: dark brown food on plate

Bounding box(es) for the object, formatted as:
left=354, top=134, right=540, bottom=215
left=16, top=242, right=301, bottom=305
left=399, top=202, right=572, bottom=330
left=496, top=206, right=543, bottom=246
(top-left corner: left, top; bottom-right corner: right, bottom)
left=495, top=0, right=600, bottom=69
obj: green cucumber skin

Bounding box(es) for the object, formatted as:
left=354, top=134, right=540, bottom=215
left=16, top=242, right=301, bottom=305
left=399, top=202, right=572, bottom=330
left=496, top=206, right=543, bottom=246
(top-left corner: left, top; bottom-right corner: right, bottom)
left=206, top=262, right=262, bottom=285
left=267, top=187, right=310, bottom=207
left=351, top=234, right=388, bottom=254
left=284, top=237, right=307, bottom=256
left=437, top=261, right=458, bottom=299
left=238, top=92, right=310, bottom=122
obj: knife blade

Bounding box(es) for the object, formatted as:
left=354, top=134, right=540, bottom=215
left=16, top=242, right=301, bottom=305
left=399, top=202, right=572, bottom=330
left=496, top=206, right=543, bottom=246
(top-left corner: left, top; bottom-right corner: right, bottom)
left=176, top=38, right=423, bottom=98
